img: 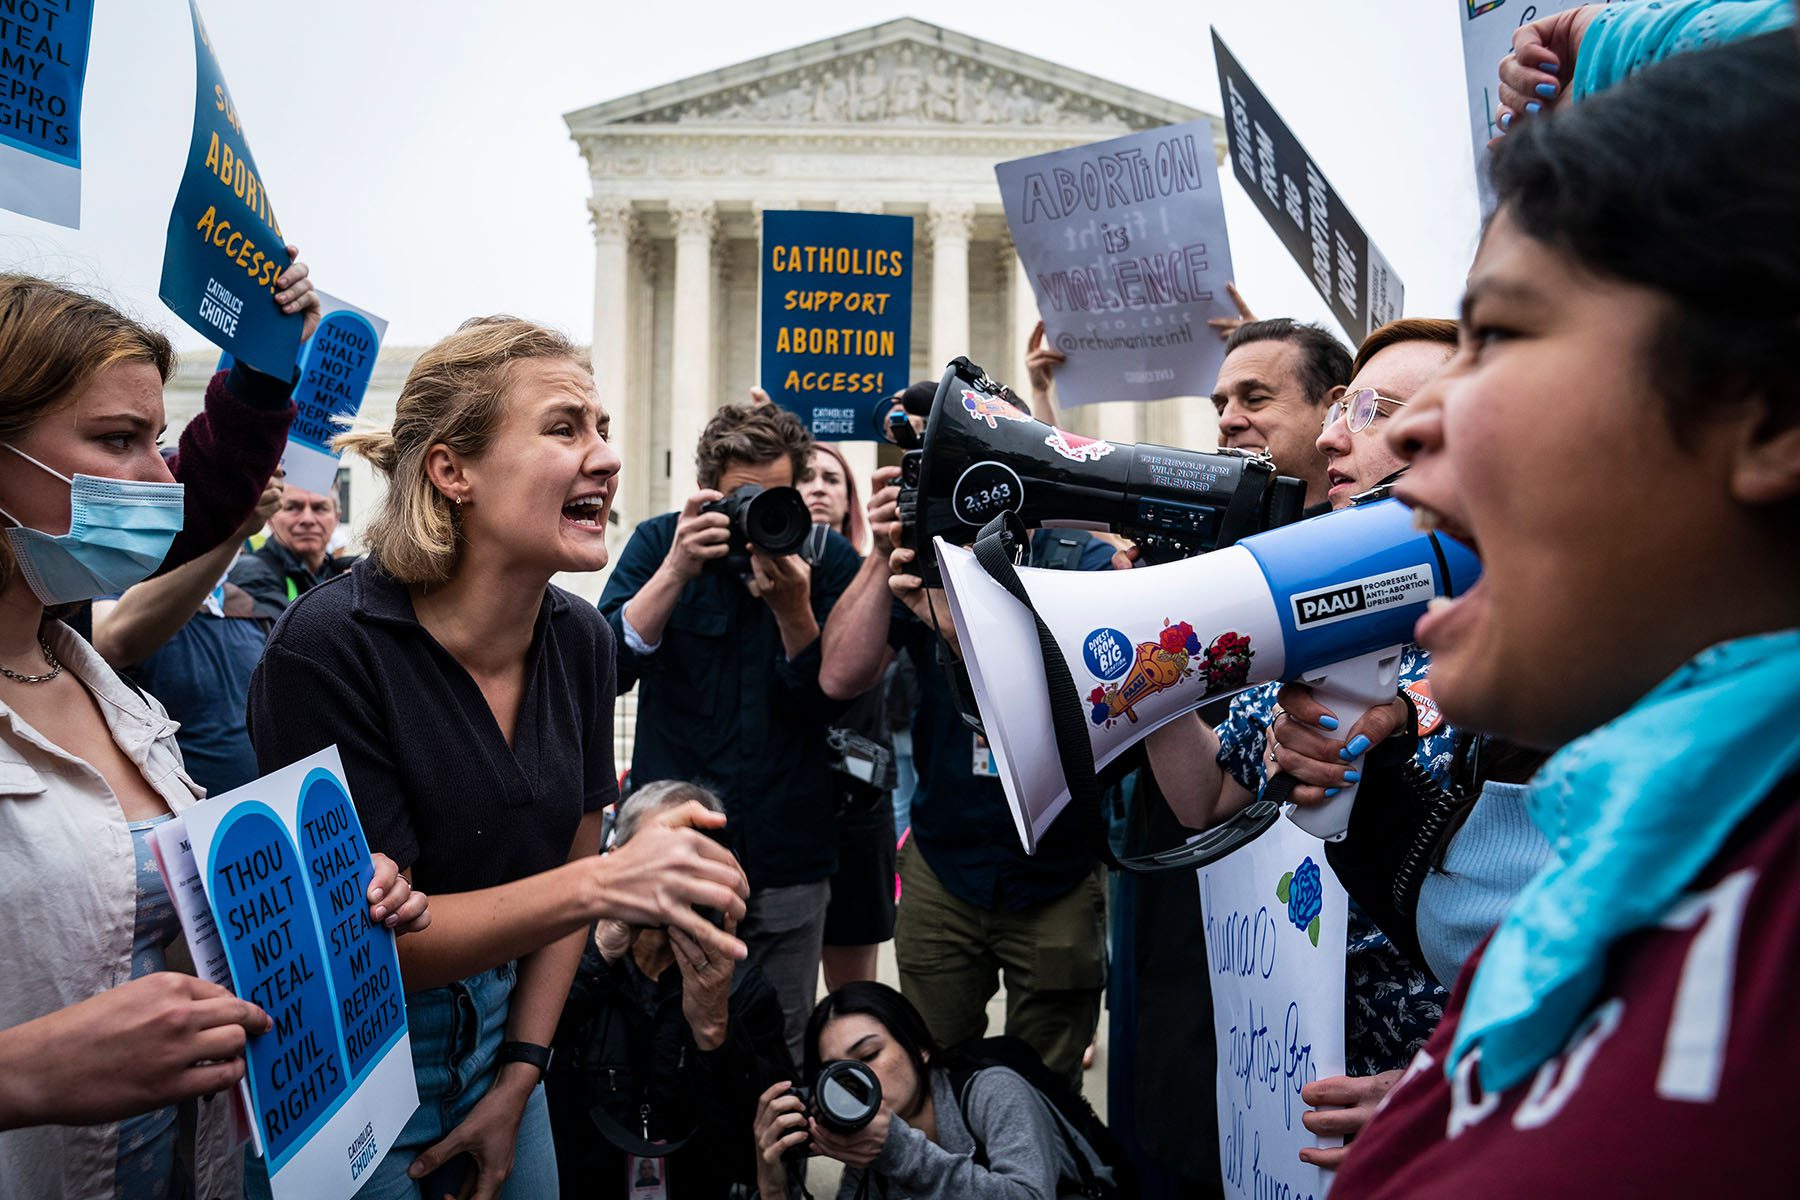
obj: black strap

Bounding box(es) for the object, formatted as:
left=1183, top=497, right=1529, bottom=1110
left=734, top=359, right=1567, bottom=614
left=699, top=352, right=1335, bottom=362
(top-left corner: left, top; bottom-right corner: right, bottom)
left=966, top=514, right=1279, bottom=873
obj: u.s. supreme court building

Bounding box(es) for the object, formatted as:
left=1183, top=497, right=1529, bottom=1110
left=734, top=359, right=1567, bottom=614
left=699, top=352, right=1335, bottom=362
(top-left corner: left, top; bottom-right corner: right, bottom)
left=170, top=18, right=1227, bottom=599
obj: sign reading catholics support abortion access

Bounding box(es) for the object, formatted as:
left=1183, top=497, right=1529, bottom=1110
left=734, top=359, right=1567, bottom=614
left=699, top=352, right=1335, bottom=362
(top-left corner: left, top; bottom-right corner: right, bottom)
left=1212, top=31, right=1404, bottom=346
left=159, top=0, right=302, bottom=378
left=759, top=209, right=913, bottom=441
left=283, top=293, right=387, bottom=495
left=1197, top=818, right=1348, bottom=1200
left=0, top=0, right=92, bottom=226
left=164, top=747, right=415, bottom=1200
left=997, top=119, right=1236, bottom=407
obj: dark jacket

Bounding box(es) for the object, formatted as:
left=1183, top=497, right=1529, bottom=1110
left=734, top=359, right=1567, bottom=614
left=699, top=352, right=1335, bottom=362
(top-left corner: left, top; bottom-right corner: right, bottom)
left=547, top=941, right=794, bottom=1199
left=598, top=512, right=860, bottom=889
left=162, top=363, right=296, bottom=574
left=230, top=535, right=355, bottom=618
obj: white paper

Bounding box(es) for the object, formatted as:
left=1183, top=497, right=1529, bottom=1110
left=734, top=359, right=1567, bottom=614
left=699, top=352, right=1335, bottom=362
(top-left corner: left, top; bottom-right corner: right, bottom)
left=1199, top=819, right=1349, bottom=1199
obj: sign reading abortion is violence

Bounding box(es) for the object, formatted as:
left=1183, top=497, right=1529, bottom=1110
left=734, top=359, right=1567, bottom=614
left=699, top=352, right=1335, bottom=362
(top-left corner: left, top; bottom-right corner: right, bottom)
left=759, top=209, right=913, bottom=440
left=1198, top=818, right=1348, bottom=1200
left=283, top=293, right=387, bottom=495
left=164, top=747, right=415, bottom=1200
left=159, top=0, right=302, bottom=378
left=996, top=118, right=1235, bottom=406
left=0, top=0, right=93, bottom=227
left=1213, top=31, right=1404, bottom=346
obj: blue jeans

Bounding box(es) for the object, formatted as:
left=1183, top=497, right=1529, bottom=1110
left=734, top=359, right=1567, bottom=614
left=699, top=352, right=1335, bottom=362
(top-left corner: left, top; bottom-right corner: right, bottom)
left=246, top=963, right=557, bottom=1199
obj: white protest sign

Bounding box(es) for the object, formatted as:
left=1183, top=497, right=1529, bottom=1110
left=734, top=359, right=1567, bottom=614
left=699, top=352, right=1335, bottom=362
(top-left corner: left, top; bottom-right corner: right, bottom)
left=281, top=293, right=387, bottom=496
left=1459, top=1, right=1613, bottom=211
left=996, top=118, right=1236, bottom=406
left=175, top=746, right=416, bottom=1200
left=1199, top=818, right=1348, bottom=1200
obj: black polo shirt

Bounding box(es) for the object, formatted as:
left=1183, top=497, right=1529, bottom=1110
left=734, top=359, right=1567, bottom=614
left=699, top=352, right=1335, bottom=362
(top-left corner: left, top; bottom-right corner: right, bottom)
left=246, top=559, right=618, bottom=894
left=597, top=512, right=861, bottom=891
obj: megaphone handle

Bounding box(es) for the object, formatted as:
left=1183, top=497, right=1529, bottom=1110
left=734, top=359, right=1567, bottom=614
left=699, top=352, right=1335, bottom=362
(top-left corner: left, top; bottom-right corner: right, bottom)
left=1282, top=645, right=1406, bottom=842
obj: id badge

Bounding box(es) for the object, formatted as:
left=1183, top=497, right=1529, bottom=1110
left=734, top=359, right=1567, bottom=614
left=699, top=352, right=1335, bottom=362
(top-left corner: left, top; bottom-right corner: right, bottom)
left=972, top=732, right=1000, bottom=778
left=626, top=1154, right=668, bottom=1198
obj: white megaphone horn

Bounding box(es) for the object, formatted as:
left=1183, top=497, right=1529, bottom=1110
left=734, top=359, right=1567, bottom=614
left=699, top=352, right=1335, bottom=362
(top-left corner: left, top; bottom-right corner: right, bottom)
left=934, top=497, right=1481, bottom=857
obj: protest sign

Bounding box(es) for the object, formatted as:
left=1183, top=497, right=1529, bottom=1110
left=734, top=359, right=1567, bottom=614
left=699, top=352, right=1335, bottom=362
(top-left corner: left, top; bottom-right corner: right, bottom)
left=1458, top=0, right=1598, bottom=212
left=159, top=0, right=301, bottom=378
left=163, top=747, right=415, bottom=1200
left=0, top=0, right=92, bottom=226
left=996, top=119, right=1234, bottom=406
left=1198, top=818, right=1348, bottom=1200
left=283, top=293, right=386, bottom=495
left=1212, top=31, right=1403, bottom=347
left=759, top=209, right=913, bottom=440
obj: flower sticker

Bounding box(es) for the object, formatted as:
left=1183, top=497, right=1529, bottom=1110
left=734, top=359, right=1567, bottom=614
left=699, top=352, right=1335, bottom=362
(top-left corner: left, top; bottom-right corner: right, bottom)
left=1204, top=631, right=1255, bottom=692
left=1277, top=855, right=1324, bottom=947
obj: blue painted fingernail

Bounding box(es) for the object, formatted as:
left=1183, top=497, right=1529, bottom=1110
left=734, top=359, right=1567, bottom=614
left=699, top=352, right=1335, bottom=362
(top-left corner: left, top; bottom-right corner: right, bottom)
left=1343, top=770, right=1361, bottom=783
left=1526, top=101, right=1542, bottom=114
left=1539, top=61, right=1558, bottom=75
left=1499, top=112, right=1512, bottom=129
left=1318, top=715, right=1340, bottom=731
left=1535, top=82, right=1558, bottom=98
left=1324, top=788, right=1341, bottom=798
left=1339, top=735, right=1372, bottom=759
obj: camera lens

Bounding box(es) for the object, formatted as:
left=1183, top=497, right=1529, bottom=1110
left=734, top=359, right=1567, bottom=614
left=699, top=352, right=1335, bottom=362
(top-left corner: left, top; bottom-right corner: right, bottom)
left=813, top=1059, right=882, bottom=1134
left=743, top=486, right=812, bottom=556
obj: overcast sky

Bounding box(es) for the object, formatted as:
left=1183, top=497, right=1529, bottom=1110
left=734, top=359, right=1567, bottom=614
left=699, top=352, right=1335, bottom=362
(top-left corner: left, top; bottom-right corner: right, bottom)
left=0, top=0, right=1487, bottom=354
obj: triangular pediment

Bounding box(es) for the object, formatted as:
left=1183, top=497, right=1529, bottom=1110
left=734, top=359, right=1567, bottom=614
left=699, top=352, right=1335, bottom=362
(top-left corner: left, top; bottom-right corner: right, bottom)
left=564, top=17, right=1201, bottom=135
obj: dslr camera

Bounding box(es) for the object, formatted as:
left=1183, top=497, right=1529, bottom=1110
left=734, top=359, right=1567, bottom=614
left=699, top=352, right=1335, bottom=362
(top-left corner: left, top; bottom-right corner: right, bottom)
left=700, top=483, right=813, bottom=574
left=788, top=1058, right=882, bottom=1136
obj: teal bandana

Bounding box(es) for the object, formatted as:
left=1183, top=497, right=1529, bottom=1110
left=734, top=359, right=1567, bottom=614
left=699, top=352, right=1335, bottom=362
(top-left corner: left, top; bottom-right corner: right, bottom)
left=1450, top=628, right=1800, bottom=1091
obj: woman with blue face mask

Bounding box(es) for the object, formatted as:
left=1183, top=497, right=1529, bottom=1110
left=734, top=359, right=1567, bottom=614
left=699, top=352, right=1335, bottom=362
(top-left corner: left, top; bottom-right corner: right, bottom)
left=0, top=274, right=430, bottom=1200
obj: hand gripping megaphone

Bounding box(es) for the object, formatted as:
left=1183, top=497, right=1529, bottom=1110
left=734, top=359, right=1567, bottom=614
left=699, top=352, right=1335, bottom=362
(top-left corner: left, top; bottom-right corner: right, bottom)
left=934, top=497, right=1480, bottom=861
left=898, top=359, right=1309, bottom=585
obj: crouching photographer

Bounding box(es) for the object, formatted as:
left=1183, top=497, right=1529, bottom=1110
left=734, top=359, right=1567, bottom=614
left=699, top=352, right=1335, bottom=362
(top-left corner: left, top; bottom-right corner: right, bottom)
left=752, top=982, right=1121, bottom=1199
left=546, top=781, right=794, bottom=1198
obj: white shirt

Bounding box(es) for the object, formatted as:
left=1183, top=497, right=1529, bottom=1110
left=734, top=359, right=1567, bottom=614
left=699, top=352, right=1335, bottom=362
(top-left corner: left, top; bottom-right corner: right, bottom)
left=0, top=621, right=240, bottom=1200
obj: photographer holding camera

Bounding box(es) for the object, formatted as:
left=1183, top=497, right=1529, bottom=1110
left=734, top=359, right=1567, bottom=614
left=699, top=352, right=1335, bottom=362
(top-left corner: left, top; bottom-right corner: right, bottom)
left=600, top=402, right=863, bottom=1060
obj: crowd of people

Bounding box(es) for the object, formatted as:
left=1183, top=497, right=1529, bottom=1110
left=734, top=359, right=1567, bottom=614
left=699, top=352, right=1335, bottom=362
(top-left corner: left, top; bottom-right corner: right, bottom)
left=0, top=2, right=1796, bottom=1197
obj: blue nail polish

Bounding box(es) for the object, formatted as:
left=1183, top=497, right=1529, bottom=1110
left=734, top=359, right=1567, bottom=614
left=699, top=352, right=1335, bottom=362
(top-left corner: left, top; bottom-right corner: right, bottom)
left=1343, top=770, right=1361, bottom=783
left=1324, top=788, right=1341, bottom=798
left=1526, top=101, right=1542, bottom=114
left=1344, top=734, right=1373, bottom=758
left=1535, top=82, right=1558, bottom=98
left=1499, top=112, right=1512, bottom=130
left=1539, top=61, right=1558, bottom=75
left=1317, top=715, right=1340, bottom=731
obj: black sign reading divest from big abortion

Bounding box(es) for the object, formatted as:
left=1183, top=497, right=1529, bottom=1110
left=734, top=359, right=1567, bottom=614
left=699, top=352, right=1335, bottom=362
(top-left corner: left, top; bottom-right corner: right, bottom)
left=158, top=0, right=301, bottom=378
left=1211, top=31, right=1403, bottom=345
left=760, top=209, right=913, bottom=441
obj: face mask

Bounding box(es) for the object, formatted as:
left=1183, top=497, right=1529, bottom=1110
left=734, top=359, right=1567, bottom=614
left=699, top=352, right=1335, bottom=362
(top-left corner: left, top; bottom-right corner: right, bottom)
left=0, top=444, right=186, bottom=605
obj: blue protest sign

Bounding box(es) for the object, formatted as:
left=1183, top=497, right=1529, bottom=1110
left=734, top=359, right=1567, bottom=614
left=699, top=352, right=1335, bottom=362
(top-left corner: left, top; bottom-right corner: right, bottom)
left=760, top=210, right=912, bottom=441
left=158, top=0, right=301, bottom=378
left=1212, top=30, right=1403, bottom=346
left=175, top=747, right=416, bottom=1200
left=0, top=0, right=93, bottom=226
left=283, top=294, right=386, bottom=495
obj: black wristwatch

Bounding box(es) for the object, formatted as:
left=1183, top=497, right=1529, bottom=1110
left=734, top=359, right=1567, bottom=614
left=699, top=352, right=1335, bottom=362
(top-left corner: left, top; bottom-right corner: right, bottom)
left=497, top=1041, right=553, bottom=1077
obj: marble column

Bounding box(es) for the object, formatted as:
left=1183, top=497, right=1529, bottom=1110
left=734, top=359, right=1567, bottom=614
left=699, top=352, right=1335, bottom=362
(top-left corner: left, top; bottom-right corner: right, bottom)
left=668, top=199, right=718, bottom=504
left=588, top=197, right=641, bottom=523
left=1008, top=241, right=1038, bottom=400
left=927, top=201, right=974, bottom=378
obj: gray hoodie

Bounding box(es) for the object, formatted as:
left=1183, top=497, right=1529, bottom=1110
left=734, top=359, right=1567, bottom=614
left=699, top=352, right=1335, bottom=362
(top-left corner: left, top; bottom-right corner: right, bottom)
left=834, top=1066, right=1110, bottom=1199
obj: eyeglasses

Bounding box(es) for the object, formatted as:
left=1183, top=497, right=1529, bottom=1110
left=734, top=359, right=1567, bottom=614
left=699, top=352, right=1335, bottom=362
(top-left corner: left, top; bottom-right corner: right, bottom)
left=1323, top=388, right=1407, bottom=434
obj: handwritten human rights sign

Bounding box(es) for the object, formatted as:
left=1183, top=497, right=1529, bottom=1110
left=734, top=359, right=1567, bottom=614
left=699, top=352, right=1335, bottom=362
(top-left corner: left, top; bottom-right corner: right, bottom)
left=997, top=119, right=1235, bottom=406
left=158, top=0, right=301, bottom=378
left=0, top=0, right=91, bottom=226
left=1198, top=818, right=1348, bottom=1200
left=282, top=293, right=386, bottom=495
left=759, top=209, right=913, bottom=440
left=1212, top=31, right=1403, bottom=347
left=168, top=747, right=415, bottom=1200
left=1458, top=1, right=1605, bottom=212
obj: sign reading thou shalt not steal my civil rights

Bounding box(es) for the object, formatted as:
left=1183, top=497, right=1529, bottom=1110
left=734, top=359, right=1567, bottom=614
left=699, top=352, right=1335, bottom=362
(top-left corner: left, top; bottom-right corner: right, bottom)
left=760, top=209, right=913, bottom=441
left=172, top=747, right=416, bottom=1200
left=1212, top=30, right=1404, bottom=346
left=159, top=0, right=304, bottom=378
